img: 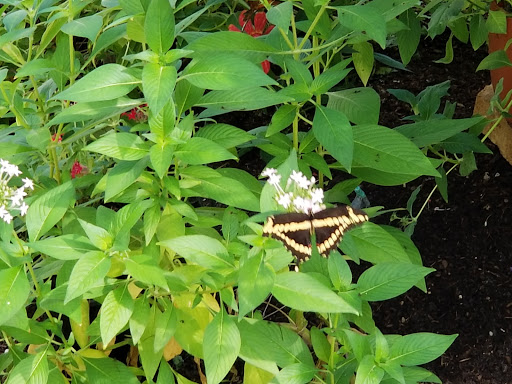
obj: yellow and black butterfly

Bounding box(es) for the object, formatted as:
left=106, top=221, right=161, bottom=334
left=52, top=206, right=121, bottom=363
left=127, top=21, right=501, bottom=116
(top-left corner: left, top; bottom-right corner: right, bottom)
left=263, top=205, right=368, bottom=262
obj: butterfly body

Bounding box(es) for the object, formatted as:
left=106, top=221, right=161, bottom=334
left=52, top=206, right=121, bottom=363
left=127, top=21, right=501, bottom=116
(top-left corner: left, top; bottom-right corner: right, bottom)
left=263, top=206, right=368, bottom=262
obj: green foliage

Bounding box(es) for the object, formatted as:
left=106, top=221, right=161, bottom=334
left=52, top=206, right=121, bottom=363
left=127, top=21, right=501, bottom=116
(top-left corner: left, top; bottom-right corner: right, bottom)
left=1, top=0, right=492, bottom=382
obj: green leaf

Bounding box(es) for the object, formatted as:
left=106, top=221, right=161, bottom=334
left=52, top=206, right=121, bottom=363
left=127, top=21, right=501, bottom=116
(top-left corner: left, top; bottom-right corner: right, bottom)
left=125, top=258, right=169, bottom=290
left=238, top=317, right=314, bottom=369
left=48, top=97, right=143, bottom=125
left=310, top=59, right=352, bottom=95
left=203, top=308, right=241, bottom=384
left=440, top=132, right=492, bottom=154
left=0, top=266, right=30, bottom=326
left=130, top=296, right=150, bottom=345
left=5, top=351, right=48, bottom=384
left=196, top=123, right=254, bottom=148
left=86, top=25, right=127, bottom=67
left=397, top=9, right=421, bottom=66
left=150, top=142, right=174, bottom=179
left=272, top=272, right=359, bottom=314
left=486, top=10, right=507, bottom=34
left=434, top=34, right=453, bottom=64
left=104, top=159, right=148, bottom=202
left=341, top=222, right=411, bottom=264
left=310, top=327, right=331, bottom=363
left=312, top=105, right=353, bottom=171
left=271, top=363, right=317, bottom=384
left=145, top=0, right=175, bottom=54
left=83, top=357, right=139, bottom=384
left=143, top=63, right=177, bottom=115
left=27, top=234, right=97, bottom=260
left=336, top=5, right=387, bottom=48
left=61, top=15, right=103, bottom=42
left=477, top=50, right=512, bottom=71
left=0, top=27, right=36, bottom=50
left=187, top=31, right=276, bottom=62
left=351, top=125, right=438, bottom=185
left=78, top=219, right=113, bottom=251
left=182, top=55, right=276, bottom=90
left=51, top=64, right=140, bottom=102
left=175, top=137, right=237, bottom=164
left=352, top=41, right=374, bottom=86
left=27, top=181, right=75, bottom=241
left=65, top=251, right=111, bottom=303
left=328, top=254, right=352, bottom=291
left=83, top=132, right=150, bottom=161
left=357, top=263, right=434, bottom=301
left=394, top=117, right=484, bottom=147
left=267, top=1, right=293, bottom=30
left=197, top=88, right=293, bottom=111
left=17, top=58, right=54, bottom=78
left=470, top=14, right=487, bottom=51
left=427, top=0, right=464, bottom=39
left=162, top=235, right=235, bottom=270
left=354, top=355, right=384, bottom=384
left=100, top=284, right=134, bottom=345
left=389, top=333, right=457, bottom=366
left=459, top=151, right=477, bottom=176
left=327, top=87, right=380, bottom=125
left=39, top=285, right=82, bottom=323
left=154, top=301, right=178, bottom=351
left=238, top=254, right=275, bottom=317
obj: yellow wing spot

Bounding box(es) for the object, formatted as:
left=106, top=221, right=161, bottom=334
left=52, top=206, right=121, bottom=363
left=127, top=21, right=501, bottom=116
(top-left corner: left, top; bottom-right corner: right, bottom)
left=342, top=216, right=352, bottom=225
left=333, top=217, right=340, bottom=225
left=327, top=237, right=335, bottom=246
left=335, top=228, right=341, bottom=236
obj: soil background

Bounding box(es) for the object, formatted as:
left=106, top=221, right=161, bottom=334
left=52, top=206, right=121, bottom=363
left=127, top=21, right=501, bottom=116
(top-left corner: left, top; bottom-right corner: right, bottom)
left=365, top=37, right=512, bottom=383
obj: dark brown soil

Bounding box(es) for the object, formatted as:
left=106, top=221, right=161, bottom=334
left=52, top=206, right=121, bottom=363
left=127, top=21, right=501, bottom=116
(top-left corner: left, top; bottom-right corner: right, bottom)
left=367, top=37, right=512, bottom=383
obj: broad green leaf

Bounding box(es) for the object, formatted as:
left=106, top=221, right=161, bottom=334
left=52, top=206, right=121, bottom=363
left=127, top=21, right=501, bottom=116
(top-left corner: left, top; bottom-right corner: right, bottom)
left=328, top=254, right=352, bottom=291
left=434, top=34, right=453, bottom=64
left=27, top=234, right=97, bottom=260
left=27, top=181, right=75, bottom=241
left=196, top=123, right=255, bottom=148
left=150, top=142, right=174, bottom=179
left=351, top=124, right=439, bottom=185
left=145, top=0, right=175, bottom=53
left=130, top=296, right=150, bottom=345
left=0, top=27, right=36, bottom=50
left=327, top=87, right=380, bottom=125
left=389, top=333, right=457, bottom=366
left=203, top=308, right=241, bottom=384
left=352, top=41, right=374, bottom=86
left=39, top=285, right=82, bottom=323
left=82, top=357, right=139, bottom=384
left=78, top=219, right=113, bottom=251
left=187, top=31, right=276, bottom=62
left=104, top=159, right=148, bottom=202
left=271, top=363, right=317, bottom=384
left=157, top=360, right=176, bottom=384
left=48, top=97, right=143, bottom=125
left=459, top=151, right=477, bottom=176
left=51, top=64, right=140, bottom=102
left=243, top=363, right=275, bottom=384
left=341, top=222, right=411, bottom=264
left=154, top=300, right=178, bottom=351
left=3, top=9, right=28, bottom=32
left=65, top=251, right=111, bottom=303
left=267, top=1, right=293, bottom=30
left=197, top=88, right=293, bottom=111
left=427, top=0, right=464, bottom=38
left=238, top=317, right=313, bottom=370
left=182, top=175, right=260, bottom=211
left=397, top=9, right=421, bottom=66
left=61, top=15, right=103, bottom=42
left=175, top=137, right=237, bottom=164
left=477, top=49, right=512, bottom=71
left=355, top=355, right=384, bottom=384
left=440, top=132, right=492, bottom=154
left=175, top=79, right=204, bottom=116
left=143, top=63, right=177, bottom=115
left=310, top=59, right=352, bottom=95
left=470, top=14, right=487, bottom=51
left=125, top=258, right=169, bottom=290
left=0, top=266, right=30, bottom=326
left=182, top=55, right=276, bottom=90
left=336, top=5, right=387, bottom=48
left=272, top=272, right=359, bottom=314
left=267, top=104, right=297, bottom=136
left=5, top=351, right=48, bottom=384
left=310, top=327, right=331, bottom=363
left=394, top=117, right=484, bottom=147
left=162, top=235, right=235, bottom=270
left=100, top=284, right=135, bottom=346
left=86, top=25, right=127, bottom=67
left=486, top=10, right=507, bottom=34
left=238, top=254, right=275, bottom=317
left=83, top=132, right=150, bottom=161
left=357, top=263, right=434, bottom=301
left=16, top=58, right=54, bottom=77
left=312, top=105, right=353, bottom=171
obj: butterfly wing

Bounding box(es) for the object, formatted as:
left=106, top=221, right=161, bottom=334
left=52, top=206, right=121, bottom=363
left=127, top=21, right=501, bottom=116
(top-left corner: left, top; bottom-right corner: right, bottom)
left=311, top=206, right=368, bottom=257
left=262, top=212, right=313, bottom=262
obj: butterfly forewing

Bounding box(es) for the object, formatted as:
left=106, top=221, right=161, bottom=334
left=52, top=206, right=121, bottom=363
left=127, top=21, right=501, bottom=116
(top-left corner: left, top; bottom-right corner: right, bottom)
left=263, top=205, right=369, bottom=262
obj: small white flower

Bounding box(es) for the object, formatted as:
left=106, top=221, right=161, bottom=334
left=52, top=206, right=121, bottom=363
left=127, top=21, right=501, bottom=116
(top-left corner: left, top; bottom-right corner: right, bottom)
left=3, top=213, right=13, bottom=224
left=22, top=178, right=34, bottom=190
left=10, top=188, right=27, bottom=207
left=19, top=202, right=29, bottom=216
left=267, top=173, right=281, bottom=188
left=289, top=170, right=310, bottom=189
left=261, top=168, right=277, bottom=178
left=0, top=205, right=7, bottom=218
left=310, top=203, right=325, bottom=214
left=4, top=164, right=21, bottom=177
left=310, top=188, right=324, bottom=204
left=277, top=192, right=292, bottom=209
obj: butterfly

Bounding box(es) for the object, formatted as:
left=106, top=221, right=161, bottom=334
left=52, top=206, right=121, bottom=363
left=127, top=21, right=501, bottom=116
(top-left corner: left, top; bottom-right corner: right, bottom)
left=262, top=205, right=368, bottom=263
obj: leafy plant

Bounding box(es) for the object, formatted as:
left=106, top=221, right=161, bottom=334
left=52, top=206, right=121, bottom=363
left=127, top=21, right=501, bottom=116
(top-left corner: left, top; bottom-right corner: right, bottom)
left=0, top=0, right=490, bottom=383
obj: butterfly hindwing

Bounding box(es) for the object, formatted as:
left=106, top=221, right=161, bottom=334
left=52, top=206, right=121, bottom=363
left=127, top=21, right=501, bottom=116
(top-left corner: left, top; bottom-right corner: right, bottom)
left=263, top=205, right=369, bottom=262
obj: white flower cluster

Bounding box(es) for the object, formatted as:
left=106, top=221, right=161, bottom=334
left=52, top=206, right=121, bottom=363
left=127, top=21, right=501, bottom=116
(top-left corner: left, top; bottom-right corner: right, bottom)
left=0, top=159, right=33, bottom=224
left=261, top=168, right=326, bottom=214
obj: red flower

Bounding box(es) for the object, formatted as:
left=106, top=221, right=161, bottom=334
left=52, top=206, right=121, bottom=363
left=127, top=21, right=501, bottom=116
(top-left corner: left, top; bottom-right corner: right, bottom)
left=71, top=161, right=87, bottom=179
left=51, top=134, right=62, bottom=142
left=121, top=104, right=148, bottom=122
left=228, top=10, right=274, bottom=74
